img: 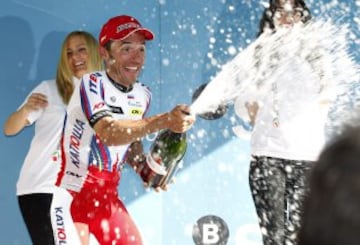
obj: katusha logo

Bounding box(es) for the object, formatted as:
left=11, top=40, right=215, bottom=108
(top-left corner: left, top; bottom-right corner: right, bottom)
left=192, top=215, right=229, bottom=245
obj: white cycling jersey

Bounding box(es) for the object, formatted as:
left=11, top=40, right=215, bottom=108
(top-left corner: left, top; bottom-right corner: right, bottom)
left=56, top=71, right=151, bottom=192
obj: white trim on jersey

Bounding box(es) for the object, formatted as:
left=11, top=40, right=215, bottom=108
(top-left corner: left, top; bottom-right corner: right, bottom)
left=57, top=71, right=152, bottom=192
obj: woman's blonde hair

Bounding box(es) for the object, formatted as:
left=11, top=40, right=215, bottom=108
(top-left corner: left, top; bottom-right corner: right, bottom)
left=56, top=31, right=102, bottom=104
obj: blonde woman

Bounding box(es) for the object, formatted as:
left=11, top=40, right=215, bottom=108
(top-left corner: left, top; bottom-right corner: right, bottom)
left=3, top=31, right=102, bottom=245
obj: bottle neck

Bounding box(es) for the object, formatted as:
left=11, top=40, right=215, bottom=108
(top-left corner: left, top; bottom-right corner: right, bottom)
left=165, top=130, right=186, bottom=139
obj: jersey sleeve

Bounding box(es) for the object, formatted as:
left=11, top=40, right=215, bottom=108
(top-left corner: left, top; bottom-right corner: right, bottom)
left=79, top=72, right=112, bottom=127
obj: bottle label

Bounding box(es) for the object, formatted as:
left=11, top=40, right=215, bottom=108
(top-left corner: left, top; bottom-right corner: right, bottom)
left=146, top=154, right=167, bottom=175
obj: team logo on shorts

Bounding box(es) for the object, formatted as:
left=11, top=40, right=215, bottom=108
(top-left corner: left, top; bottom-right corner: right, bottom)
left=54, top=206, right=68, bottom=244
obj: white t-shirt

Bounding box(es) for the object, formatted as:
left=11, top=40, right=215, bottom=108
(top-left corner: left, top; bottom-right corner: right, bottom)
left=17, top=79, right=80, bottom=195
left=56, top=71, right=151, bottom=192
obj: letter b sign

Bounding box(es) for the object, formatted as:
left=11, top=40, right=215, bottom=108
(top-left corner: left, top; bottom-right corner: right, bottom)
left=192, top=215, right=229, bottom=245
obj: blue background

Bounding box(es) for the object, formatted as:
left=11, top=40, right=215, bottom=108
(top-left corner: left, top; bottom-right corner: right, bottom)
left=1, top=0, right=359, bottom=244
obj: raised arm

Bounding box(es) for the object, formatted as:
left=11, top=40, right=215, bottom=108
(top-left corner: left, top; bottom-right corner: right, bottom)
left=4, top=93, right=48, bottom=136
left=93, top=104, right=194, bottom=146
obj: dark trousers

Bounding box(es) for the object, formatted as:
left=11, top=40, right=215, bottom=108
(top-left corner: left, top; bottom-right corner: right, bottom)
left=249, top=156, right=312, bottom=245
left=18, top=193, right=55, bottom=245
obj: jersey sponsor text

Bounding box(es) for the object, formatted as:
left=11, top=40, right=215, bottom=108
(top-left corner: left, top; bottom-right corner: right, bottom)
left=69, top=119, right=86, bottom=168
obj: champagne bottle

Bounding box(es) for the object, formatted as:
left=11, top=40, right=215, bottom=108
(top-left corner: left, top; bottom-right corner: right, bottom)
left=140, top=129, right=187, bottom=188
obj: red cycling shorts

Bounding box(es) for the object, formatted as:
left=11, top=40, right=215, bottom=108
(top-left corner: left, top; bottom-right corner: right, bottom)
left=69, top=166, right=142, bottom=245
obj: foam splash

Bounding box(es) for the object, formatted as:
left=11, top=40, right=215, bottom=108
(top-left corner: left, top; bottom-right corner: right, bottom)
left=190, top=20, right=359, bottom=121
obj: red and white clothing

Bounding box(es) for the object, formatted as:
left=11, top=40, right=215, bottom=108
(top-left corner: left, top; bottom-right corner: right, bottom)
left=54, top=71, right=151, bottom=244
